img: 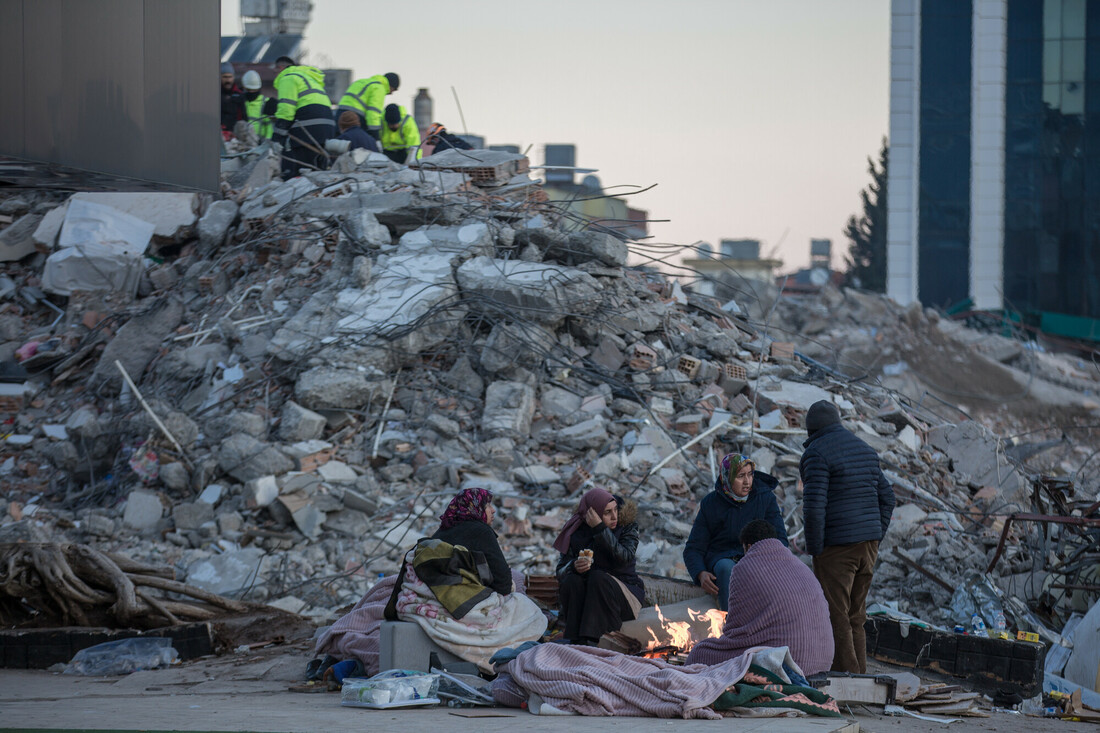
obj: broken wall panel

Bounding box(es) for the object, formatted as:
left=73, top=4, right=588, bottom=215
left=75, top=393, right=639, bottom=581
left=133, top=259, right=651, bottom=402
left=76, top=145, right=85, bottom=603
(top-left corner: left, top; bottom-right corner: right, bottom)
left=0, top=0, right=218, bottom=191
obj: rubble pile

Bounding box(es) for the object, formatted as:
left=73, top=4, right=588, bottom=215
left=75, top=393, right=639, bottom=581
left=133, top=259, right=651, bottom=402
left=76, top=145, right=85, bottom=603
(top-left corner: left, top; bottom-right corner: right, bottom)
left=0, top=147, right=1097, bottom=634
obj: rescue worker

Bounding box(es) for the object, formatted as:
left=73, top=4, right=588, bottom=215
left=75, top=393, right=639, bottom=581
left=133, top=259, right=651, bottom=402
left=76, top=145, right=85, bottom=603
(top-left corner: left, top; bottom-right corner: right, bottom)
left=241, top=70, right=273, bottom=140
left=423, top=122, right=473, bottom=156
left=271, top=56, right=335, bottom=179
left=380, top=104, right=422, bottom=165
left=335, top=73, right=399, bottom=140
left=219, top=62, right=244, bottom=141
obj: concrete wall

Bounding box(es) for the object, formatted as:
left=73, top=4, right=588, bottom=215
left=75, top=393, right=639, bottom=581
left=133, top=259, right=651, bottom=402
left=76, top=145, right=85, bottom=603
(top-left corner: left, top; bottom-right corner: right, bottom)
left=0, top=0, right=219, bottom=191
left=969, top=0, right=1007, bottom=310
left=886, top=0, right=922, bottom=305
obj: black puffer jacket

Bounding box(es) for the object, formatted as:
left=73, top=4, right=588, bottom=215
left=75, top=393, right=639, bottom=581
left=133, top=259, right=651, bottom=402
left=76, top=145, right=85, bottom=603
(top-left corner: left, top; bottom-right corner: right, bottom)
left=555, top=502, right=644, bottom=603
left=800, top=422, right=895, bottom=555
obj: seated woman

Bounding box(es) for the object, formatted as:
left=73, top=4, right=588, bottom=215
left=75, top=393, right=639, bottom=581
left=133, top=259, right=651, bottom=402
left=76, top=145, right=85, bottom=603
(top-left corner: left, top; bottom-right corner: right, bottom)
left=686, top=520, right=834, bottom=675
left=312, top=488, right=544, bottom=678
left=384, top=488, right=546, bottom=672
left=683, top=453, right=788, bottom=611
left=554, top=487, right=644, bottom=645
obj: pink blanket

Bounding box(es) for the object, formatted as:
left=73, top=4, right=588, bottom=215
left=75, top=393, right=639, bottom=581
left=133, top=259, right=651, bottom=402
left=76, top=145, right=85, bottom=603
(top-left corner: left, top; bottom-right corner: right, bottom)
left=686, top=538, right=834, bottom=675
left=492, top=643, right=788, bottom=719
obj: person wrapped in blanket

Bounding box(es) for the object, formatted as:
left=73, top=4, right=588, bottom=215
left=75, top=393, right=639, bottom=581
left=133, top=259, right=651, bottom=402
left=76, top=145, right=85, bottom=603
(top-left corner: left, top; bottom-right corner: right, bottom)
left=685, top=519, right=834, bottom=675
left=381, top=488, right=546, bottom=673
left=554, top=487, right=645, bottom=645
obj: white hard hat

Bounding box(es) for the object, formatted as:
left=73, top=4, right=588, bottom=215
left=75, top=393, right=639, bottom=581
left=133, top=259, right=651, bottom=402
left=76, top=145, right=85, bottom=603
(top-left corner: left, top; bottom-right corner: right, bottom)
left=242, top=70, right=262, bottom=91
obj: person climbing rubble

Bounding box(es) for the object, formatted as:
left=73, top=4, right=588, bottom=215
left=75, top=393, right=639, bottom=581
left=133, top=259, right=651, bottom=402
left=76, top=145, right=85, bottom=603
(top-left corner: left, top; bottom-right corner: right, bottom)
left=380, top=104, right=422, bottom=165
left=334, top=72, right=399, bottom=140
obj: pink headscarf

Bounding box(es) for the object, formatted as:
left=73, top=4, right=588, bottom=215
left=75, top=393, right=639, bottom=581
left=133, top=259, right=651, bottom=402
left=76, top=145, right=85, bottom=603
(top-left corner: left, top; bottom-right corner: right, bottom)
left=552, top=487, right=615, bottom=554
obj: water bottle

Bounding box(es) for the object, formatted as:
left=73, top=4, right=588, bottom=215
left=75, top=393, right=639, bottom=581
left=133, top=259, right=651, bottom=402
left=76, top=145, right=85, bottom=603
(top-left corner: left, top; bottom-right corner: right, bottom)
left=971, top=613, right=987, bottom=636
left=994, top=611, right=1007, bottom=630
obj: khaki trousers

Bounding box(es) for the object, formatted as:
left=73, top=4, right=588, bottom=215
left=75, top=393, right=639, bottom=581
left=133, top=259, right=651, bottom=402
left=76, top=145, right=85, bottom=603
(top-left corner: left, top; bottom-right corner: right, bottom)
left=812, top=540, right=879, bottom=674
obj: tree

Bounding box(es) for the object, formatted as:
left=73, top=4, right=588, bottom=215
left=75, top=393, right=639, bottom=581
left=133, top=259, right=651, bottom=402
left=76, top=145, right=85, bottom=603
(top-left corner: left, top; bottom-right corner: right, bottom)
left=844, top=138, right=888, bottom=292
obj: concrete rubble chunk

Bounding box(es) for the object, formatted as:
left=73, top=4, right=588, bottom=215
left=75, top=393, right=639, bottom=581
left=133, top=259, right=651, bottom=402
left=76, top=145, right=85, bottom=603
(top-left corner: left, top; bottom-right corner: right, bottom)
left=196, top=199, right=239, bottom=252
left=185, top=547, right=266, bottom=596
left=32, top=203, right=67, bottom=249
left=244, top=475, right=279, bottom=508
left=279, top=401, right=327, bottom=442
left=456, top=256, right=602, bottom=323
left=550, top=230, right=629, bottom=267
left=927, top=422, right=1028, bottom=507
left=333, top=252, right=461, bottom=356
left=217, top=433, right=295, bottom=482
left=0, top=214, right=43, bottom=262
left=159, top=462, right=190, bottom=491
left=396, top=222, right=494, bottom=261
left=317, top=460, right=358, bottom=484
left=91, top=298, right=183, bottom=392
left=482, top=381, right=536, bottom=437
left=172, top=501, right=214, bottom=531
left=513, top=465, right=561, bottom=486
left=540, top=386, right=583, bottom=419
left=122, top=490, right=164, bottom=530
left=556, top=416, right=609, bottom=450
left=480, top=321, right=556, bottom=375
left=295, top=367, right=388, bottom=410
left=67, top=192, right=199, bottom=241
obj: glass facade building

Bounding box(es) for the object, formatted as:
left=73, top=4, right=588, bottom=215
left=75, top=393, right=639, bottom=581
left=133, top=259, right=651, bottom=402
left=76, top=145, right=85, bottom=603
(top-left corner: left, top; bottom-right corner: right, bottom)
left=888, top=0, right=1100, bottom=322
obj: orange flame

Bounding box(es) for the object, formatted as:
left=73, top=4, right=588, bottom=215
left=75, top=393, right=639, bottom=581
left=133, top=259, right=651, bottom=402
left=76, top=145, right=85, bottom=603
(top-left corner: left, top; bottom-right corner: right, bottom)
left=645, top=604, right=727, bottom=651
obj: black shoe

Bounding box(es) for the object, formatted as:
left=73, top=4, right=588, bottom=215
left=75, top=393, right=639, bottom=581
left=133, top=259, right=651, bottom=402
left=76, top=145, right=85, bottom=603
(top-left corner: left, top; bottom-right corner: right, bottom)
left=305, top=654, right=338, bottom=681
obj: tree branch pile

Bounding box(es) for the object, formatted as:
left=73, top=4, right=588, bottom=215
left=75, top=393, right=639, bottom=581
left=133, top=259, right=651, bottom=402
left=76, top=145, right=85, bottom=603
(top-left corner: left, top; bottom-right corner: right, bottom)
left=0, top=542, right=249, bottom=629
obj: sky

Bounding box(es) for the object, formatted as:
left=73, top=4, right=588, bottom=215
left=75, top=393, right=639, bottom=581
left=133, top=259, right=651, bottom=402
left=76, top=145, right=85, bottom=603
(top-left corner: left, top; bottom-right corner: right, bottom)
left=222, top=0, right=889, bottom=272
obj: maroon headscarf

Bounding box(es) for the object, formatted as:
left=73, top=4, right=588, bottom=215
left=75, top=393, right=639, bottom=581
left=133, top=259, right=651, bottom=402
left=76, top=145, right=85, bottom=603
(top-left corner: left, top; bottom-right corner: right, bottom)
left=439, top=488, right=493, bottom=530
left=552, top=487, right=615, bottom=554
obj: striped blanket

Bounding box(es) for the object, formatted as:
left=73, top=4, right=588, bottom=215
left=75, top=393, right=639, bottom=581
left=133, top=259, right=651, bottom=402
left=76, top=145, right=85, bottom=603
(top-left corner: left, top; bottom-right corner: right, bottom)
left=491, top=643, right=816, bottom=719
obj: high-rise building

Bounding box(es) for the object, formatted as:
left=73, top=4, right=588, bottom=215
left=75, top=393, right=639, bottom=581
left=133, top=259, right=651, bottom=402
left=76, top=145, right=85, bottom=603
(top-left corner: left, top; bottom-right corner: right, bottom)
left=888, top=0, right=1100, bottom=330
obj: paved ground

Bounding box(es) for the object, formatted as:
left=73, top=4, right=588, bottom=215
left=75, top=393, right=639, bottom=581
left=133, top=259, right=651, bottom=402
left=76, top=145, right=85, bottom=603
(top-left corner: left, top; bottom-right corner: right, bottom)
left=0, top=644, right=1093, bottom=733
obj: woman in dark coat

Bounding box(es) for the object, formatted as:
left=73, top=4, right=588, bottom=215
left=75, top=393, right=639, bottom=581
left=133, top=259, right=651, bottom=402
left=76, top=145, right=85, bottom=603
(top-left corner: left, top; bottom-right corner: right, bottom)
left=682, top=453, right=789, bottom=611
left=554, top=487, right=644, bottom=645
left=431, top=487, right=512, bottom=595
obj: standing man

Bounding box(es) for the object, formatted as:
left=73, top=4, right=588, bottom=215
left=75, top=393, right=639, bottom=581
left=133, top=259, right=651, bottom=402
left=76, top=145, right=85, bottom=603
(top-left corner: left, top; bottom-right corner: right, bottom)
left=380, top=104, right=422, bottom=165
left=271, top=56, right=335, bottom=179
left=800, top=400, right=895, bottom=674
left=219, top=62, right=244, bottom=140
left=241, top=70, right=272, bottom=140
left=335, top=73, right=399, bottom=140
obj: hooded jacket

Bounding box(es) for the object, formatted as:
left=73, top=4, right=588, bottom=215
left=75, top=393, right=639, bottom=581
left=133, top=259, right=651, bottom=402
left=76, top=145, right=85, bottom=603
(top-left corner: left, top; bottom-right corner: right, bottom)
left=800, top=422, right=895, bottom=555
left=683, top=471, right=788, bottom=583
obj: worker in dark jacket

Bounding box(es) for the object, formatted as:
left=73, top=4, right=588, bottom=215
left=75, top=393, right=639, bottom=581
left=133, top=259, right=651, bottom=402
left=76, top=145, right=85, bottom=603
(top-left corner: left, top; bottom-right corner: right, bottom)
left=554, top=487, right=644, bottom=645
left=683, top=453, right=788, bottom=611
left=423, top=122, right=473, bottom=156
left=335, top=111, right=379, bottom=153
left=219, top=62, right=244, bottom=140
left=800, top=400, right=895, bottom=674
left=271, top=56, right=335, bottom=179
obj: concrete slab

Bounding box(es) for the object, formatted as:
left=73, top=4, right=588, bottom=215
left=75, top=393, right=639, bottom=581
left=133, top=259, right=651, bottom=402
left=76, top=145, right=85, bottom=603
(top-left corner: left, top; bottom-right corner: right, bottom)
left=69, top=192, right=200, bottom=241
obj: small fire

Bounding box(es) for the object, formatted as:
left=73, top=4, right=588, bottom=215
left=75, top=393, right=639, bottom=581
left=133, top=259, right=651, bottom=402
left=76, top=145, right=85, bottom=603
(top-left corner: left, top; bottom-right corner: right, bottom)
left=645, top=604, right=727, bottom=652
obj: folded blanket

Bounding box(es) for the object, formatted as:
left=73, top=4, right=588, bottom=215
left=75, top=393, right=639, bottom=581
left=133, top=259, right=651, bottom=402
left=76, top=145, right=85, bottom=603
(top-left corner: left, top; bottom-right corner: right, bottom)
left=312, top=574, right=398, bottom=676
left=491, top=643, right=808, bottom=719
left=411, top=538, right=492, bottom=619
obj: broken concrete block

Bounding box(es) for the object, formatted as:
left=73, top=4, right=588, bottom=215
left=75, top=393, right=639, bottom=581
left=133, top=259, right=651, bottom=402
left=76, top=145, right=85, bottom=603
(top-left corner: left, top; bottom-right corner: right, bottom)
left=68, top=192, right=199, bottom=242
left=32, top=203, right=67, bottom=249
left=442, top=355, right=484, bottom=398
left=122, top=490, right=164, bottom=530
left=197, top=199, right=239, bottom=252
left=340, top=208, right=390, bottom=249
left=896, top=425, right=921, bottom=453
left=540, top=386, right=582, bottom=419
left=295, top=367, right=388, bottom=410
left=240, top=177, right=318, bottom=221
left=0, top=214, right=43, bottom=262
left=927, top=422, right=1028, bottom=507
left=556, top=416, right=609, bottom=450
left=278, top=401, right=327, bottom=442
left=91, top=298, right=183, bottom=392
left=627, top=427, right=681, bottom=468
left=318, top=460, right=358, bottom=484
left=244, top=475, right=280, bottom=507
left=159, top=462, right=190, bottom=491
left=758, top=409, right=785, bottom=431
left=198, top=484, right=224, bottom=505
left=558, top=230, right=629, bottom=267
left=482, top=381, right=536, bottom=437
left=396, top=222, right=494, bottom=262
left=204, top=410, right=267, bottom=443
left=456, top=256, right=602, bottom=324
left=333, top=252, right=461, bottom=355
left=185, top=547, right=266, bottom=596
left=173, top=501, right=214, bottom=531
left=480, top=321, right=556, bottom=375
left=426, top=413, right=460, bottom=437
left=217, top=433, right=295, bottom=482
left=513, top=465, right=561, bottom=486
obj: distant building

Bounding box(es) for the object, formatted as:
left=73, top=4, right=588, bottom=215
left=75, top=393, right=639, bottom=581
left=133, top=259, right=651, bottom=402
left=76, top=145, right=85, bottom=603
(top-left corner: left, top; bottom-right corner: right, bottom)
left=777, top=239, right=838, bottom=294
left=541, top=144, right=649, bottom=241
left=682, top=238, right=783, bottom=299
left=888, top=0, right=1100, bottom=337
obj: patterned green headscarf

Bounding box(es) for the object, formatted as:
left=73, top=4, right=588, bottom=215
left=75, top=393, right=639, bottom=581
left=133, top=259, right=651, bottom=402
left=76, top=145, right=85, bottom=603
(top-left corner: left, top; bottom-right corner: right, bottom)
left=719, top=453, right=755, bottom=503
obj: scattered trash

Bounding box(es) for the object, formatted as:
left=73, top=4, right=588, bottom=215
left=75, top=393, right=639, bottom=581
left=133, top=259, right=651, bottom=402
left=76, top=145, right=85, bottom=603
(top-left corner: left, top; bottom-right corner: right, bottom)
left=63, top=637, right=179, bottom=676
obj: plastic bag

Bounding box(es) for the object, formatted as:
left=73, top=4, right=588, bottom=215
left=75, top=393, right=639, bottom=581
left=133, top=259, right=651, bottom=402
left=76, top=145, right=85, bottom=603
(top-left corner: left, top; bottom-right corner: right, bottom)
left=64, top=637, right=179, bottom=676
left=948, top=571, right=1004, bottom=629
left=340, top=670, right=440, bottom=709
